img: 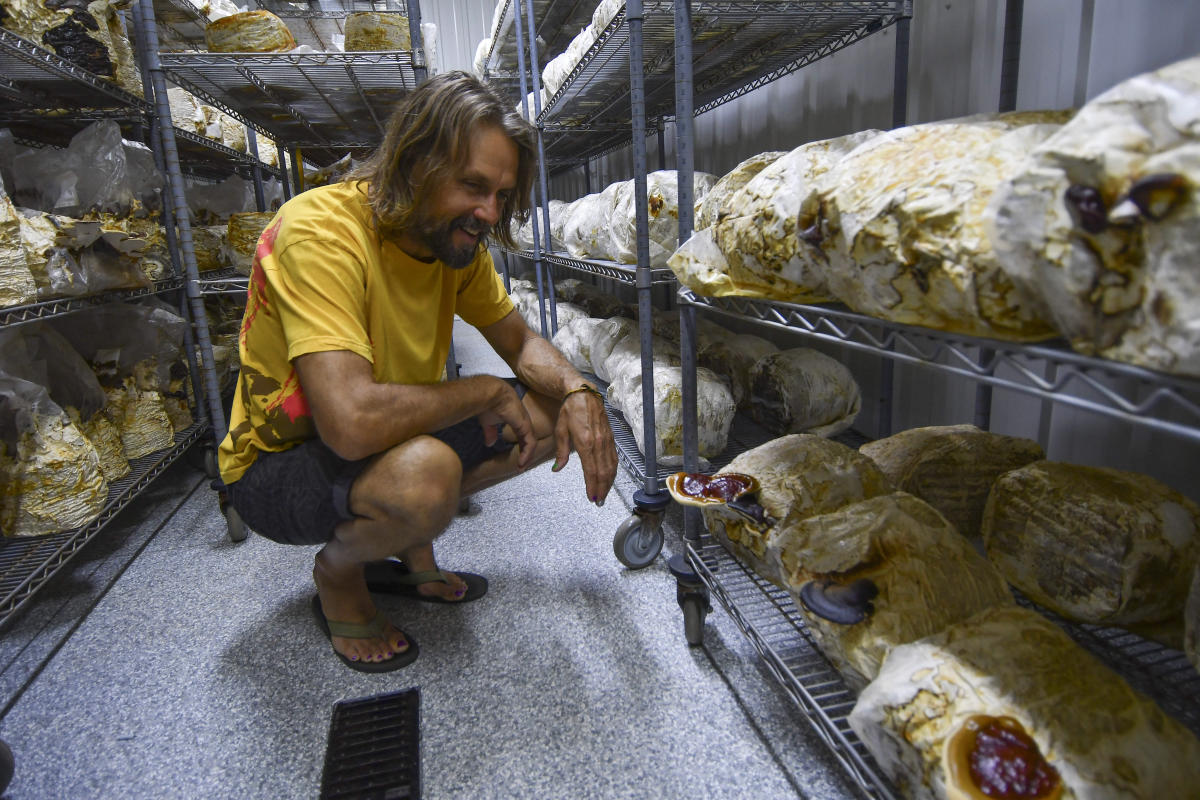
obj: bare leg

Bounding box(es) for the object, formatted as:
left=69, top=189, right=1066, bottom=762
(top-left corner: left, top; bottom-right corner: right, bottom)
left=461, top=388, right=560, bottom=495
left=313, top=436, right=462, bottom=664
left=312, top=389, right=562, bottom=662
left=408, top=389, right=560, bottom=600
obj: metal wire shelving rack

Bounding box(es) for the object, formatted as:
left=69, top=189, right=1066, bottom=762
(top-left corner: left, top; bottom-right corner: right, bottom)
left=195, top=268, right=251, bottom=296
left=482, top=0, right=597, bottom=104
left=492, top=1, right=1200, bottom=796
left=0, top=0, right=282, bottom=631
left=156, top=0, right=427, bottom=169
left=492, top=2, right=914, bottom=794
left=680, top=289, right=1200, bottom=444
left=0, top=279, right=183, bottom=329
left=158, top=50, right=420, bottom=167
left=0, top=423, right=206, bottom=632
left=537, top=1, right=908, bottom=172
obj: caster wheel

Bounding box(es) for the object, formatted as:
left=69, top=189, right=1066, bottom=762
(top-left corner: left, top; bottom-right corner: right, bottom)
left=0, top=738, right=13, bottom=794
left=682, top=595, right=707, bottom=646
left=613, top=514, right=663, bottom=569
left=225, top=504, right=247, bottom=543
left=203, top=449, right=219, bottom=480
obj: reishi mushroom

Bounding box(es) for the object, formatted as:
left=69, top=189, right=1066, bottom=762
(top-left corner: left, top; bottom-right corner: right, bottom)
left=944, top=715, right=1063, bottom=800
left=665, top=471, right=771, bottom=525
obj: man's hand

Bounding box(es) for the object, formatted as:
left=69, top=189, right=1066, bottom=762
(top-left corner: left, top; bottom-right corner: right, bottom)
left=477, top=376, right=538, bottom=469
left=551, top=386, right=617, bottom=505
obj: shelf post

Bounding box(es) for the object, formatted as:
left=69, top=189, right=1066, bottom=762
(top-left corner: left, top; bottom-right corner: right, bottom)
left=878, top=3, right=912, bottom=438
left=245, top=127, right=267, bottom=212
left=523, top=0, right=559, bottom=335
left=135, top=0, right=227, bottom=443
left=675, top=0, right=701, bottom=541
left=405, top=0, right=427, bottom=84
left=510, top=0, right=549, bottom=339
left=627, top=0, right=661, bottom=497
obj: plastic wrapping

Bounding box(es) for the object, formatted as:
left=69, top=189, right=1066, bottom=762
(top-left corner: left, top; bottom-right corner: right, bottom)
left=10, top=121, right=163, bottom=216
left=0, top=374, right=108, bottom=538
left=50, top=301, right=186, bottom=393
left=691, top=434, right=894, bottom=585
left=983, top=460, right=1200, bottom=626
left=187, top=174, right=256, bottom=224
left=850, top=605, right=1200, bottom=800
left=17, top=211, right=90, bottom=300
left=0, top=184, right=37, bottom=309
left=768, top=492, right=1014, bottom=691
left=0, top=323, right=106, bottom=419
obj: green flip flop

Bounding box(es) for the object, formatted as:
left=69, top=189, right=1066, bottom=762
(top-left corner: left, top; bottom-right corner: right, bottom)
left=363, top=560, right=489, bottom=603
left=310, top=595, right=419, bottom=673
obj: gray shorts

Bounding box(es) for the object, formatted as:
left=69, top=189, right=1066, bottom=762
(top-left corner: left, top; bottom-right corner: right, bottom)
left=226, top=381, right=525, bottom=545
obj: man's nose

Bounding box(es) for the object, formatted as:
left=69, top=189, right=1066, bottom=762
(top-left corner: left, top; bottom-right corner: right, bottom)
left=476, top=195, right=501, bottom=226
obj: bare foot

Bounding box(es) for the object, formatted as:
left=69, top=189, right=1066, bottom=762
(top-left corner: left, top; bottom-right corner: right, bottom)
left=416, top=571, right=469, bottom=602
left=314, top=550, right=410, bottom=665
left=399, top=545, right=469, bottom=601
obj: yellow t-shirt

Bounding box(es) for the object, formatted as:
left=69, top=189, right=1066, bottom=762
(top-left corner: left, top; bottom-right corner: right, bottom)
left=217, top=181, right=515, bottom=484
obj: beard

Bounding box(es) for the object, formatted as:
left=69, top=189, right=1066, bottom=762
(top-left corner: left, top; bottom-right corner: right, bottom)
left=413, top=211, right=492, bottom=269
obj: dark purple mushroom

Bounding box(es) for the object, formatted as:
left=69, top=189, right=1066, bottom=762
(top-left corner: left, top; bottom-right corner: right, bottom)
left=800, top=578, right=879, bottom=625
left=798, top=222, right=823, bottom=247
left=1126, top=173, right=1189, bottom=221
left=1064, top=184, right=1108, bottom=234
left=727, top=494, right=771, bottom=526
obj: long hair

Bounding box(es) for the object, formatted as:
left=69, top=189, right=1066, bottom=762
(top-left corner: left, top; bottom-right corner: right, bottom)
left=348, top=71, right=536, bottom=250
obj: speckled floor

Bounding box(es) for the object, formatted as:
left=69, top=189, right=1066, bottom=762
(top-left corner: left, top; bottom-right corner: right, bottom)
left=0, top=320, right=856, bottom=800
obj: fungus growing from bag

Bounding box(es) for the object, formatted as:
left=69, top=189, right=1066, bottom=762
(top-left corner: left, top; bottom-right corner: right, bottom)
left=945, top=715, right=1062, bottom=800
left=666, top=471, right=770, bottom=525
left=1126, top=172, right=1188, bottom=221
left=1064, top=184, right=1108, bottom=234
left=799, top=577, right=878, bottom=625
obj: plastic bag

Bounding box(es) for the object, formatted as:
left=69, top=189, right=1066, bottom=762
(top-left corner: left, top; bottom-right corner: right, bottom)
left=187, top=174, right=255, bottom=224
left=0, top=323, right=107, bottom=419
left=10, top=121, right=163, bottom=216
left=0, top=129, right=18, bottom=198
left=0, top=373, right=108, bottom=538
left=49, top=301, right=186, bottom=391
left=77, top=236, right=152, bottom=293
left=11, top=146, right=81, bottom=214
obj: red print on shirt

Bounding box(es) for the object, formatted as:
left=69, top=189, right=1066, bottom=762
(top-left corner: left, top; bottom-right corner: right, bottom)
left=265, top=368, right=311, bottom=424
left=241, top=216, right=283, bottom=341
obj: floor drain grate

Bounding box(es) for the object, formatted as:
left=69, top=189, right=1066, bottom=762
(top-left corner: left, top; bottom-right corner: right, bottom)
left=320, top=687, right=421, bottom=800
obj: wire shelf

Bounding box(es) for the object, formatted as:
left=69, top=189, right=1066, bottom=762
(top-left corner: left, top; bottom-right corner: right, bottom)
left=159, top=50, right=419, bottom=162
left=681, top=288, right=1200, bottom=444
left=547, top=252, right=675, bottom=285
left=0, top=29, right=150, bottom=113
left=197, top=268, right=251, bottom=296
left=0, top=108, right=276, bottom=180
left=500, top=248, right=678, bottom=286
left=153, top=1, right=415, bottom=51
left=687, top=532, right=1200, bottom=799
left=483, top=0, right=598, bottom=103
left=256, top=0, right=411, bottom=14
left=686, top=534, right=899, bottom=800
left=0, top=278, right=185, bottom=330
left=0, top=422, right=206, bottom=632
left=151, top=0, right=210, bottom=48
left=538, top=1, right=908, bottom=166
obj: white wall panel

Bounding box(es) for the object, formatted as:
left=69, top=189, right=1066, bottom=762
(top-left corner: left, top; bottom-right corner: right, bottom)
left=420, top=0, right=494, bottom=73
left=1086, top=0, right=1200, bottom=100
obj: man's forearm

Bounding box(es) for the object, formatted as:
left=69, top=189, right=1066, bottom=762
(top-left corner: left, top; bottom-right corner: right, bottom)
left=510, top=334, right=589, bottom=400
left=298, top=349, right=513, bottom=461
